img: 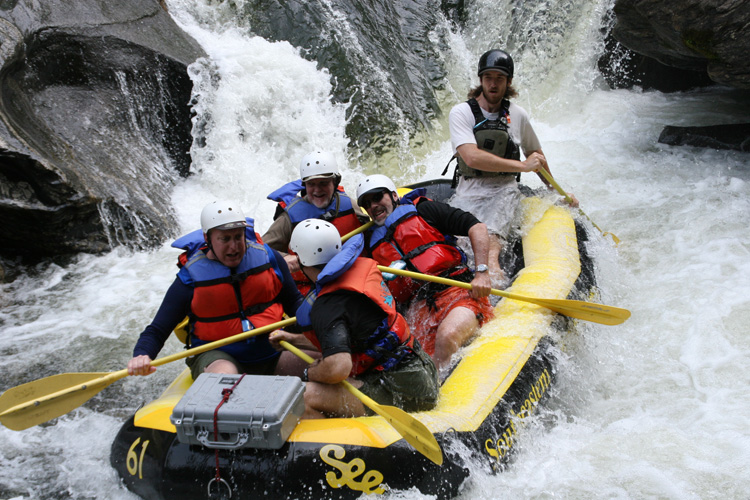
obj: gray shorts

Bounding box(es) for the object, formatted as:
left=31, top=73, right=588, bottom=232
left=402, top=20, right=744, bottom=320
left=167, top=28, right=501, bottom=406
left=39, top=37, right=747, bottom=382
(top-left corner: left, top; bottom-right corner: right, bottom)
left=450, top=175, right=521, bottom=241
left=358, top=341, right=439, bottom=414
left=185, top=349, right=279, bottom=380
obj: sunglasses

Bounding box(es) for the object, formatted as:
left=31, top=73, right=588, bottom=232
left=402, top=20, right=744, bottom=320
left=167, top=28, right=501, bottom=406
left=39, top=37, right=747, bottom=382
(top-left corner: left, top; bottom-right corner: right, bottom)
left=360, top=189, right=389, bottom=209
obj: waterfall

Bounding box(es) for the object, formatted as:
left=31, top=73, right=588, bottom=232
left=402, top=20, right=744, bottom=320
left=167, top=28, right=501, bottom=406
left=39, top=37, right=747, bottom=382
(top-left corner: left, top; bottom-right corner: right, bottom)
left=0, top=0, right=749, bottom=498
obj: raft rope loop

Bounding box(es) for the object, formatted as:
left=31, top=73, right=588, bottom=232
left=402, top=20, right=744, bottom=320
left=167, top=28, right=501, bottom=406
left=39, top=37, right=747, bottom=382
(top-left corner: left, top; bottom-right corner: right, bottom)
left=207, top=373, right=245, bottom=500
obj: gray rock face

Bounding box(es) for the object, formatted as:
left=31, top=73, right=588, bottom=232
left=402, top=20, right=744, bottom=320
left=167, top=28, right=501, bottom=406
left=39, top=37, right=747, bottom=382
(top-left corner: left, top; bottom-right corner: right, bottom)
left=228, top=0, right=451, bottom=159
left=0, top=0, right=205, bottom=258
left=612, top=0, right=750, bottom=89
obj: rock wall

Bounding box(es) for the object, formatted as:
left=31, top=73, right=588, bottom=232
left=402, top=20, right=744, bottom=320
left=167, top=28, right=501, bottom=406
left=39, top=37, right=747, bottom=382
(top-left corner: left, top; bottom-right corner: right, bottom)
left=612, top=0, right=750, bottom=90
left=0, top=0, right=205, bottom=259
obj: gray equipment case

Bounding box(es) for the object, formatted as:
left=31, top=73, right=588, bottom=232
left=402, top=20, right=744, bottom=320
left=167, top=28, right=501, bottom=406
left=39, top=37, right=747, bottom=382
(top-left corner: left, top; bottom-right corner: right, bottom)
left=170, top=373, right=305, bottom=450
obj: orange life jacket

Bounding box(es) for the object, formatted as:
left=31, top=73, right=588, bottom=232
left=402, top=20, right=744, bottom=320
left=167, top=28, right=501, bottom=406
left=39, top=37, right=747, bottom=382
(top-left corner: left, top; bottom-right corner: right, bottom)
left=179, top=241, right=284, bottom=364
left=303, top=257, right=413, bottom=376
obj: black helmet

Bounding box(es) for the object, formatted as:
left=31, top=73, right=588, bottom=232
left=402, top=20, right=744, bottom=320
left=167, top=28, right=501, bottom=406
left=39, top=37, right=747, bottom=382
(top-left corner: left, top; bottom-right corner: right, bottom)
left=478, top=49, right=514, bottom=78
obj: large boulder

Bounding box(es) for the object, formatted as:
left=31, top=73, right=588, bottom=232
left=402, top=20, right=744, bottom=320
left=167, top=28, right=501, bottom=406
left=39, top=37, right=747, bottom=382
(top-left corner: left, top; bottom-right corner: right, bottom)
left=612, top=0, right=750, bottom=89
left=0, top=0, right=205, bottom=259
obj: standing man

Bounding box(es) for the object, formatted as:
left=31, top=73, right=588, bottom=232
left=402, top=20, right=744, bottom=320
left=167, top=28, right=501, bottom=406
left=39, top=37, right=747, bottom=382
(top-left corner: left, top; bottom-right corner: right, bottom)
left=127, top=200, right=308, bottom=379
left=356, top=174, right=494, bottom=373
left=263, top=150, right=368, bottom=294
left=270, top=219, right=438, bottom=419
left=448, top=49, right=577, bottom=282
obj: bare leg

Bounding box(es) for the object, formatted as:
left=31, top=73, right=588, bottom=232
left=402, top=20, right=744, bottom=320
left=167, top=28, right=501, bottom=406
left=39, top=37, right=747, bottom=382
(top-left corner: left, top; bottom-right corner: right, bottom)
left=488, top=234, right=508, bottom=290
left=275, top=350, right=320, bottom=378
left=204, top=359, right=240, bottom=374
left=302, top=380, right=366, bottom=419
left=433, top=306, right=480, bottom=373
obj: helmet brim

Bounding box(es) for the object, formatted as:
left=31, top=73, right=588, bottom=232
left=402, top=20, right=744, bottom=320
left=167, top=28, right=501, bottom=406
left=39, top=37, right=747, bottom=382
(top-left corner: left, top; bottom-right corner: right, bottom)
left=213, top=221, right=249, bottom=231
left=479, top=68, right=510, bottom=77
left=302, top=173, right=338, bottom=182
left=357, top=187, right=390, bottom=206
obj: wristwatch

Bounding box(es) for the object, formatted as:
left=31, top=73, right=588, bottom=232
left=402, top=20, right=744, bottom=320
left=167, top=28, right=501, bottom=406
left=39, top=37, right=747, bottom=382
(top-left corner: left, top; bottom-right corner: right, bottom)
left=476, top=264, right=488, bottom=273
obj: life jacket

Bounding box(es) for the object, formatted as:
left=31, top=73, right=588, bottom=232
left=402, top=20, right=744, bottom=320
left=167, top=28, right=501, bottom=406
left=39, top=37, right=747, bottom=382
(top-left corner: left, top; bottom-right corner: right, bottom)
left=267, top=179, right=361, bottom=233
left=267, top=179, right=362, bottom=293
left=295, top=234, right=413, bottom=376
left=368, top=190, right=467, bottom=303
left=447, top=98, right=521, bottom=185
left=172, top=220, right=285, bottom=364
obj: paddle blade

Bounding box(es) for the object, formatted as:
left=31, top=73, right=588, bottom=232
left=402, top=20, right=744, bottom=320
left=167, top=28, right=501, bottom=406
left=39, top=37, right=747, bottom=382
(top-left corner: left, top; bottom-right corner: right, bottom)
left=340, top=380, right=443, bottom=465
left=500, top=294, right=631, bottom=326
left=370, top=404, right=444, bottom=466
left=280, top=341, right=444, bottom=465
left=0, top=372, right=120, bottom=431
left=377, top=265, right=631, bottom=326
left=558, top=299, right=631, bottom=325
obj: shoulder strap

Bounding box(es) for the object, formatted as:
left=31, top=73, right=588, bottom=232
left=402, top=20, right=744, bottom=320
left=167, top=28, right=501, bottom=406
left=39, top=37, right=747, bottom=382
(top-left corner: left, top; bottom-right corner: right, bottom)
left=467, top=98, right=485, bottom=125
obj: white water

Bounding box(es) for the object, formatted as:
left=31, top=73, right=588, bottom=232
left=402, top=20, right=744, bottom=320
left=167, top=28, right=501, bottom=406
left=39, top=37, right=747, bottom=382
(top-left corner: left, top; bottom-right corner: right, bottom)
left=1, top=0, right=749, bottom=498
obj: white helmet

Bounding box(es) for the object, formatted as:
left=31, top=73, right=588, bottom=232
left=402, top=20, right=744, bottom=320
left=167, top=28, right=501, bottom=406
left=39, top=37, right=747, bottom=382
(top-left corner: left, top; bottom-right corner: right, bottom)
left=356, top=174, right=398, bottom=206
left=299, top=150, right=340, bottom=182
left=290, top=219, right=342, bottom=267
left=200, top=200, right=248, bottom=234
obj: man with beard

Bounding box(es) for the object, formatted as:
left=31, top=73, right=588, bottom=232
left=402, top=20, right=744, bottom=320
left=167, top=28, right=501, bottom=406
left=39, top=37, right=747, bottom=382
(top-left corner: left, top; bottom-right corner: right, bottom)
left=447, top=49, right=577, bottom=283
left=356, top=174, right=494, bottom=374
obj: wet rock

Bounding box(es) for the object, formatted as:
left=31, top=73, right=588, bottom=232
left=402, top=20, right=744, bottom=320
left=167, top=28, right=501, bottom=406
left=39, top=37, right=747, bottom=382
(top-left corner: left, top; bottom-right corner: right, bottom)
left=227, top=0, right=452, bottom=159
left=0, top=0, right=205, bottom=259
left=658, top=123, right=750, bottom=151
left=598, top=9, right=714, bottom=92
left=611, top=0, right=750, bottom=90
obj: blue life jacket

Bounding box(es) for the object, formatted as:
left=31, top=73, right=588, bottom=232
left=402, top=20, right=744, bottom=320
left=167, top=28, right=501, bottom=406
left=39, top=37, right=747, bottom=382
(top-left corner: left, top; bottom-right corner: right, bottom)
left=267, top=179, right=358, bottom=226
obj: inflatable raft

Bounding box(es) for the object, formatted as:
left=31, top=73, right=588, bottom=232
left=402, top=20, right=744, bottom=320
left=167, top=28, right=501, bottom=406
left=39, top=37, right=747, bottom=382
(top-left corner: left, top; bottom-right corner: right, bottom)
left=110, top=181, right=596, bottom=499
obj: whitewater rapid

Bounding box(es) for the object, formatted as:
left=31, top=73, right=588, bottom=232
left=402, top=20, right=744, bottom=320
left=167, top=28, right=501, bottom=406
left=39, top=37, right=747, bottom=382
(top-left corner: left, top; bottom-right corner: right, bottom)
left=1, top=0, right=749, bottom=498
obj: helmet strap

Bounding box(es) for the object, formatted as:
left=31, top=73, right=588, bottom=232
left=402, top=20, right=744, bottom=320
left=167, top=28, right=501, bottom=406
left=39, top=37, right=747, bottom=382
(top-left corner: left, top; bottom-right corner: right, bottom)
left=300, top=260, right=322, bottom=283
left=203, top=231, right=215, bottom=255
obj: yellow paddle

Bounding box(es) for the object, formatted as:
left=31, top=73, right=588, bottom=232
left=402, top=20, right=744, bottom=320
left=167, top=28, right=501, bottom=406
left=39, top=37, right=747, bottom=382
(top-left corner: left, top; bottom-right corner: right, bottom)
left=536, top=168, right=620, bottom=245
left=343, top=220, right=373, bottom=239
left=377, top=266, right=630, bottom=326
left=278, top=340, right=443, bottom=466
left=0, top=317, right=298, bottom=431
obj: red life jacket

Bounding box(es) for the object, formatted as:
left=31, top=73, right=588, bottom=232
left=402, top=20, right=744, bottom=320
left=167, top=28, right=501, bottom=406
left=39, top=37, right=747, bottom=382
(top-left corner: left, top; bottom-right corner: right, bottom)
left=369, top=202, right=465, bottom=303
left=316, top=258, right=412, bottom=376
left=183, top=242, right=284, bottom=343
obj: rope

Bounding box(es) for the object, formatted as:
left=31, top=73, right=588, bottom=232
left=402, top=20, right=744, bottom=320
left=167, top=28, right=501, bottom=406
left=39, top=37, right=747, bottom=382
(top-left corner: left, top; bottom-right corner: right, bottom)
left=212, top=374, right=246, bottom=484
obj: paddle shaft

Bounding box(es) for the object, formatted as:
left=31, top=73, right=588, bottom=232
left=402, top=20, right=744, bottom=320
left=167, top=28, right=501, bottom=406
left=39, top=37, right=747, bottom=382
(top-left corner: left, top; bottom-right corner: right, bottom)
left=278, top=341, right=378, bottom=411
left=0, top=317, right=297, bottom=426
left=536, top=167, right=620, bottom=244
left=276, top=342, right=369, bottom=402
left=377, top=266, right=630, bottom=326
left=342, top=221, right=373, bottom=240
